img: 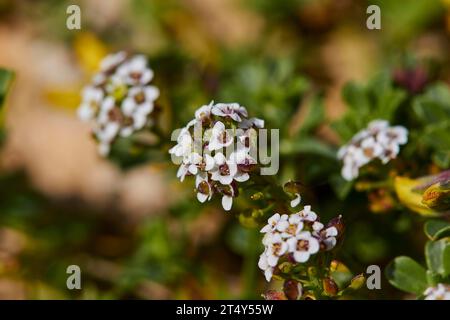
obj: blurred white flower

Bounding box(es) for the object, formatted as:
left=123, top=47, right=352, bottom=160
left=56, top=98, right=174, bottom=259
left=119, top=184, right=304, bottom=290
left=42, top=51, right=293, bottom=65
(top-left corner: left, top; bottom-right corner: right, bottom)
left=77, top=52, right=159, bottom=156
left=212, top=103, right=248, bottom=122
left=338, top=120, right=408, bottom=181
left=424, top=284, right=450, bottom=300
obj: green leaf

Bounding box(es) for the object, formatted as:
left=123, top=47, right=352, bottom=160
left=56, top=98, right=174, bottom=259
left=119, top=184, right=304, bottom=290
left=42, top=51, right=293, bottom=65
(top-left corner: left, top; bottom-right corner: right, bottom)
left=413, top=83, right=450, bottom=125
left=385, top=256, right=428, bottom=295
left=0, top=68, right=14, bottom=108
left=425, top=239, right=450, bottom=276
left=280, top=137, right=337, bottom=159
left=424, top=220, right=450, bottom=240
left=298, top=95, right=324, bottom=135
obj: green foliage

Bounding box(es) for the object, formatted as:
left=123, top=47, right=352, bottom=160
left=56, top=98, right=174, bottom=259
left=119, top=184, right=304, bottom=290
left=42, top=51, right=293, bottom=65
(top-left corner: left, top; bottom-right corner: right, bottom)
left=0, top=68, right=14, bottom=108
left=386, top=256, right=428, bottom=295
left=425, top=220, right=450, bottom=241
left=333, top=72, right=406, bottom=142
left=412, top=84, right=450, bottom=168
left=387, top=220, right=450, bottom=297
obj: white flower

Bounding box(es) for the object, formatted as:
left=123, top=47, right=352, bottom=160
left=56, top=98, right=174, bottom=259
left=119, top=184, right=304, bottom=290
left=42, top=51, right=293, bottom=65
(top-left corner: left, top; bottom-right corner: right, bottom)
left=169, top=131, right=193, bottom=158
left=116, top=55, right=154, bottom=86
left=266, top=233, right=289, bottom=267
left=367, top=119, right=389, bottom=132
left=78, top=52, right=159, bottom=156
left=208, top=121, right=233, bottom=151
left=195, top=101, right=213, bottom=121
left=424, top=284, right=450, bottom=300
left=260, top=213, right=289, bottom=233
left=100, top=51, right=127, bottom=72
left=212, top=103, right=248, bottom=122
left=315, top=225, right=338, bottom=250
left=210, top=152, right=237, bottom=185
left=287, top=231, right=320, bottom=263
left=239, top=117, right=265, bottom=129
left=338, top=120, right=408, bottom=181
left=122, top=86, right=159, bottom=117
left=360, top=136, right=383, bottom=160
left=281, top=214, right=304, bottom=239
left=297, top=205, right=318, bottom=222
left=78, top=87, right=104, bottom=121
left=258, top=253, right=274, bottom=282
left=196, top=172, right=213, bottom=203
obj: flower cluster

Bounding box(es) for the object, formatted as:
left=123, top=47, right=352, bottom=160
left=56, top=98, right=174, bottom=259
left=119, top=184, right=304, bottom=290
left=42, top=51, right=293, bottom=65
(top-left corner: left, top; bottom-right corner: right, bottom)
left=169, top=102, right=264, bottom=211
left=78, top=51, right=160, bottom=155
left=338, top=120, right=408, bottom=181
left=258, top=206, right=342, bottom=282
left=424, top=284, right=450, bottom=300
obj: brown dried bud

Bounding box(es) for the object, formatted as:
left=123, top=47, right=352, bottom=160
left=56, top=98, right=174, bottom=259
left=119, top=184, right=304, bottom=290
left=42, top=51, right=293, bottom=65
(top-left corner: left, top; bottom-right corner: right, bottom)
left=322, top=277, right=339, bottom=296
left=263, top=290, right=287, bottom=300
left=283, top=279, right=303, bottom=300
left=326, top=215, right=344, bottom=237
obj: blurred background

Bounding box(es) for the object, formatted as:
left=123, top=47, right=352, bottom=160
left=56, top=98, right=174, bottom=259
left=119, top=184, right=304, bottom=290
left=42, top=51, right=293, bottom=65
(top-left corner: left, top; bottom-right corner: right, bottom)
left=0, top=0, right=449, bottom=299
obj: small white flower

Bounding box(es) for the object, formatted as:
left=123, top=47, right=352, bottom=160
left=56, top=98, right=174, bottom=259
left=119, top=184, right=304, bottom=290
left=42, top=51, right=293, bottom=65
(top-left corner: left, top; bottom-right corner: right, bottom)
left=281, top=214, right=304, bottom=239
left=338, top=120, right=408, bottom=181
left=210, top=152, right=238, bottom=185
left=287, top=231, right=320, bottom=263
left=78, top=87, right=104, bottom=121
left=116, top=55, right=154, bottom=86
left=208, top=121, right=233, bottom=151
left=169, top=131, right=193, bottom=158
left=260, top=213, right=289, bottom=233
left=121, top=86, right=159, bottom=116
left=367, top=119, right=389, bottom=132
left=424, top=284, right=450, bottom=300
left=266, top=233, right=289, bottom=267
left=239, top=117, right=265, bottom=129
left=195, top=172, right=213, bottom=203
left=100, top=51, right=127, bottom=72
left=212, top=103, right=248, bottom=122
left=360, top=136, right=383, bottom=160
left=195, top=101, right=214, bottom=121
left=258, top=253, right=274, bottom=282
left=297, top=205, right=318, bottom=222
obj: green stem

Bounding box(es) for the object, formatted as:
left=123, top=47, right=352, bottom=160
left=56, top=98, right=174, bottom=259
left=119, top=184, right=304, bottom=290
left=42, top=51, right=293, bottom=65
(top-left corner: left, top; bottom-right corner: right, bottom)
left=242, top=227, right=260, bottom=299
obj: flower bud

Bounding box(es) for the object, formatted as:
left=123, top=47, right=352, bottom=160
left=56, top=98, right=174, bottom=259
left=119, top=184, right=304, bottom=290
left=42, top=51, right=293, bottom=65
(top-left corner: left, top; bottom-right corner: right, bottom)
left=263, top=290, right=287, bottom=300
left=422, top=182, right=450, bottom=212
left=349, top=273, right=365, bottom=290
left=326, top=215, right=344, bottom=237
left=322, top=277, right=339, bottom=296
left=283, top=279, right=303, bottom=300
left=283, top=181, right=302, bottom=194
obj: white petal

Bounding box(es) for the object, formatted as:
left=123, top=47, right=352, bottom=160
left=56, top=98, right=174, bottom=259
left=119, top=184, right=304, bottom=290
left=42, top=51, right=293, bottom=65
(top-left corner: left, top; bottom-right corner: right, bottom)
left=222, top=195, right=233, bottom=211
left=308, top=238, right=320, bottom=254
left=290, top=193, right=301, bottom=207
left=197, top=192, right=208, bottom=203
left=293, top=251, right=310, bottom=263
left=234, top=172, right=249, bottom=182
left=264, top=268, right=273, bottom=282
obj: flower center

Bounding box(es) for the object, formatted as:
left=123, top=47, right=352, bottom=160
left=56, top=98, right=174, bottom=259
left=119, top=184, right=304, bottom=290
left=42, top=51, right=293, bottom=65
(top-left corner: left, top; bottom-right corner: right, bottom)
left=363, top=147, right=374, bottom=157
left=134, top=91, right=146, bottom=104
left=297, top=240, right=309, bottom=251
left=219, top=164, right=230, bottom=176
